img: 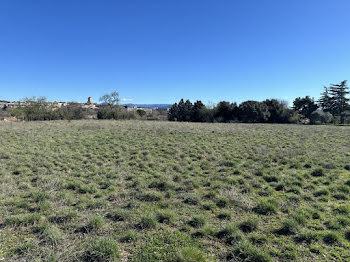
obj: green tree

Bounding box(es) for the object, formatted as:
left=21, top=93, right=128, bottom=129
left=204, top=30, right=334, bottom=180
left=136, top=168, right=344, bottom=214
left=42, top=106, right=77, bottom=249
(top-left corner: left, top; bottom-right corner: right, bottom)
left=238, top=101, right=270, bottom=123
left=177, top=99, right=193, bottom=122
left=263, top=99, right=291, bottom=123
left=318, top=87, right=334, bottom=113
left=328, top=80, right=349, bottom=124
left=168, top=103, right=179, bottom=121
left=293, top=96, right=318, bottom=119
left=191, top=100, right=207, bottom=122
left=214, top=101, right=238, bottom=122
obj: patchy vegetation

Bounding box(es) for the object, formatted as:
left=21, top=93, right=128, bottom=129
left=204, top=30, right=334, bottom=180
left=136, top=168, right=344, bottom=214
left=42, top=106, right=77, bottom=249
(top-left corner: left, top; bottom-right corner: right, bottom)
left=0, top=120, right=350, bottom=261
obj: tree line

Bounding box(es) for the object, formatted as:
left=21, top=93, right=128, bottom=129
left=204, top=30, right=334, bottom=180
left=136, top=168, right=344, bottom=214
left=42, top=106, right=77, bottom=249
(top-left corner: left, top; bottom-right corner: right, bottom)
left=168, top=80, right=350, bottom=124
left=2, top=92, right=167, bottom=121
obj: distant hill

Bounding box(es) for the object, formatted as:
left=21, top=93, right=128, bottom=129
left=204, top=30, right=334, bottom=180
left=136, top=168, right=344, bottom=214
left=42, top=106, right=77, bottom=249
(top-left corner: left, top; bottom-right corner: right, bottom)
left=122, top=104, right=172, bottom=109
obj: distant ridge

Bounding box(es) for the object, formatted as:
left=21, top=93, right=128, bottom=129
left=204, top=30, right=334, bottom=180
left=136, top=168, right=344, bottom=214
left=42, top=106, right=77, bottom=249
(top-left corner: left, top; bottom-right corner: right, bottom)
left=122, top=104, right=172, bottom=109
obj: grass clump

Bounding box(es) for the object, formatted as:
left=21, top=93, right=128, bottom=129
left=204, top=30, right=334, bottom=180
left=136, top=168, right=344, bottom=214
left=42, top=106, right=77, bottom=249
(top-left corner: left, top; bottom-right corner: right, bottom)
left=175, top=247, right=207, bottom=262
left=49, top=209, right=77, bottom=224
left=217, top=210, right=232, bottom=220
left=155, top=209, right=175, bottom=224
left=34, top=223, right=62, bottom=245
left=311, top=168, right=325, bottom=177
left=133, top=230, right=207, bottom=262
left=83, top=237, right=121, bottom=262
left=216, top=197, right=229, bottom=208
left=106, top=209, right=130, bottom=222
left=239, top=216, right=259, bottom=233
left=138, top=214, right=157, bottom=230
left=345, top=229, right=350, bottom=241
left=226, top=241, right=272, bottom=262
left=5, top=213, right=41, bottom=226
left=119, top=230, right=139, bottom=243
left=253, top=199, right=278, bottom=215
left=188, top=215, right=207, bottom=228
left=274, top=219, right=300, bottom=236
left=322, top=231, right=341, bottom=245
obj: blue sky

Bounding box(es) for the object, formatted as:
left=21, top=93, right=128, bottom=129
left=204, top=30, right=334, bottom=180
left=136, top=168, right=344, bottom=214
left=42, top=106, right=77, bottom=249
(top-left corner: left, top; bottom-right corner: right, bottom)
left=0, top=0, right=349, bottom=105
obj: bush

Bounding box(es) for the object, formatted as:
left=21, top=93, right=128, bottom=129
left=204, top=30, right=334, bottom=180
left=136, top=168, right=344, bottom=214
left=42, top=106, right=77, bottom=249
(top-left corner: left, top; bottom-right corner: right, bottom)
left=310, top=110, right=333, bottom=124
left=238, top=101, right=270, bottom=123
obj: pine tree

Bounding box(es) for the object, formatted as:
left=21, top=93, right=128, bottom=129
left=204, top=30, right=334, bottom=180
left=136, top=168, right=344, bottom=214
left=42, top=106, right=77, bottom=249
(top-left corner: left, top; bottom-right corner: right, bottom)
left=168, top=103, right=179, bottom=121
left=328, top=80, right=349, bottom=124
left=318, top=87, right=333, bottom=113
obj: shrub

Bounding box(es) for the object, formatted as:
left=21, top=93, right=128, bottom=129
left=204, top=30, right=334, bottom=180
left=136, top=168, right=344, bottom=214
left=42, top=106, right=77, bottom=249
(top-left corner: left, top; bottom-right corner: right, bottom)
left=310, top=110, right=333, bottom=124
left=83, top=237, right=120, bottom=262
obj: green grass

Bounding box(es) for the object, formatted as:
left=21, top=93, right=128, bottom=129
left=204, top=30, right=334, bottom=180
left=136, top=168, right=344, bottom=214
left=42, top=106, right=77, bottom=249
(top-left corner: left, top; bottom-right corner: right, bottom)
left=0, top=120, right=350, bottom=261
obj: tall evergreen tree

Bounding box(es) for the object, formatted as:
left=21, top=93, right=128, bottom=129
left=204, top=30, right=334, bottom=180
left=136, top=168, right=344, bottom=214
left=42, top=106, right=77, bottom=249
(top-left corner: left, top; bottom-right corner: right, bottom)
left=168, top=102, right=179, bottom=121
left=328, top=80, right=349, bottom=124
left=318, top=87, right=333, bottom=113
left=191, top=100, right=207, bottom=122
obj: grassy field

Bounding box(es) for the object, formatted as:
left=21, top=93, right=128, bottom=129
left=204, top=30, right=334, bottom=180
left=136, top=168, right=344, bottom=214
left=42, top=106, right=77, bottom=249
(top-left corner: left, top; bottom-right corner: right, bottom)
left=0, top=120, right=350, bottom=261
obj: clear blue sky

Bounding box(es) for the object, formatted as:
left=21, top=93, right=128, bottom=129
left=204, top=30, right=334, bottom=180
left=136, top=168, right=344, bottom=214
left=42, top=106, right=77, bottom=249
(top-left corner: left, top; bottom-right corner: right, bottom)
left=0, top=0, right=349, bottom=105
